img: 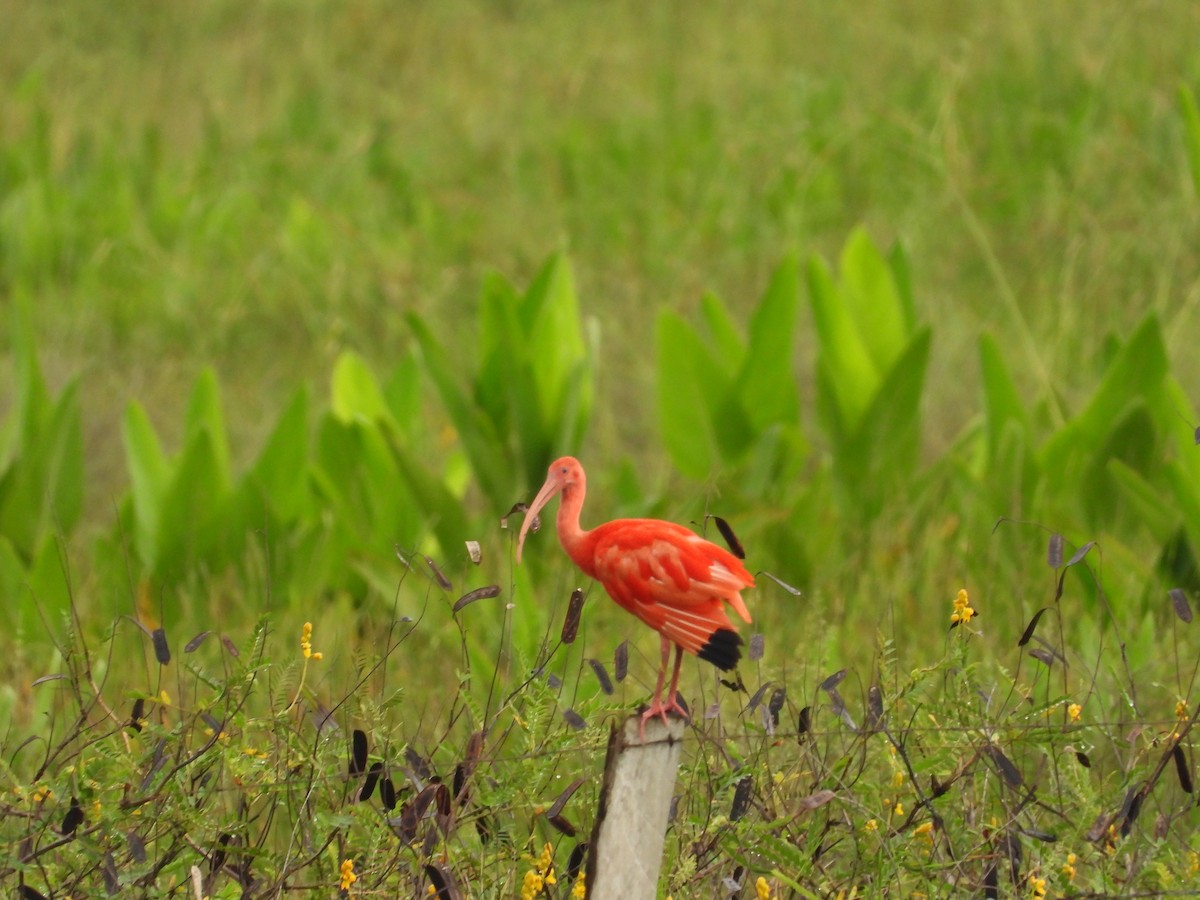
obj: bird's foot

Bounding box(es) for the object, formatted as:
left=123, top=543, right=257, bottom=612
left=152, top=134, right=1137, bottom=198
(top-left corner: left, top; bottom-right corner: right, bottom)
left=638, top=694, right=690, bottom=741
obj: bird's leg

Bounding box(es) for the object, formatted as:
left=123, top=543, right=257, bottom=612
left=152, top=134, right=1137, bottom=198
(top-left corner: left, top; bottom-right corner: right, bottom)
left=664, top=644, right=687, bottom=714
left=640, top=638, right=690, bottom=740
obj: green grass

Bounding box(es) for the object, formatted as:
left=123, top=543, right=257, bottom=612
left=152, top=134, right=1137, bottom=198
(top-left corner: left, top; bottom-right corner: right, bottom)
left=3, top=1, right=1200, bottom=895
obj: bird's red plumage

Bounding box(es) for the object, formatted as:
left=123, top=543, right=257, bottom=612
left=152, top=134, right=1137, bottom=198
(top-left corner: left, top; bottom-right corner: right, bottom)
left=516, top=456, right=757, bottom=734
left=580, top=519, right=753, bottom=656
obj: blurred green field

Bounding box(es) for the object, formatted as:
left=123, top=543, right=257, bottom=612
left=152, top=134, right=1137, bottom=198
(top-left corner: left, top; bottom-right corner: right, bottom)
left=5, top=0, right=1199, bottom=493
left=3, top=3, right=1200, bottom=893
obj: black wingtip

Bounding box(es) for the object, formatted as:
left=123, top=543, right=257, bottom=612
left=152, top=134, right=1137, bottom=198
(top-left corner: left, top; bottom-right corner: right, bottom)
left=697, top=628, right=742, bottom=671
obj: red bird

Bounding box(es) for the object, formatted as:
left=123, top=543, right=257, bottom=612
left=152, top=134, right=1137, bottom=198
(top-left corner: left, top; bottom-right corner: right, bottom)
left=517, top=456, right=754, bottom=735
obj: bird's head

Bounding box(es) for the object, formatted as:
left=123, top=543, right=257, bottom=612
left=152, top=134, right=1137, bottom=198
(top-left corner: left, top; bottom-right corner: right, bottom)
left=515, top=456, right=585, bottom=563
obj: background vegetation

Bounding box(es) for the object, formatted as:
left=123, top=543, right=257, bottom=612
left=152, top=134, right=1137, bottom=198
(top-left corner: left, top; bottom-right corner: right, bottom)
left=2, top=1, right=1200, bottom=896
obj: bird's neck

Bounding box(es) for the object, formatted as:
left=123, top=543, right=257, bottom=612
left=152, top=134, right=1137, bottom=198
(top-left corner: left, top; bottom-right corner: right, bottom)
left=556, top=484, right=595, bottom=575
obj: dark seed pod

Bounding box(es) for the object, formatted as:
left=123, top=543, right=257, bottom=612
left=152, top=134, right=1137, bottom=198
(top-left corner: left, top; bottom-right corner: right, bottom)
left=185, top=631, right=211, bottom=653
left=1047, top=533, right=1064, bottom=568
left=562, top=709, right=586, bottom=731
left=712, top=516, right=745, bottom=559
left=767, top=687, right=786, bottom=727
left=61, top=797, right=84, bottom=836
left=587, top=659, right=613, bottom=695
left=562, top=589, right=584, bottom=644
left=797, top=706, right=812, bottom=742
left=152, top=628, right=170, bottom=665
left=359, top=762, right=382, bottom=802
left=1173, top=744, right=1193, bottom=793
left=748, top=633, right=764, bottom=661
left=1018, top=608, right=1047, bottom=646
left=613, top=641, right=629, bottom=682
left=730, top=776, right=753, bottom=821
left=1170, top=588, right=1194, bottom=623
left=349, top=730, right=368, bottom=776
left=453, top=585, right=500, bottom=612
left=380, top=777, right=398, bottom=811
left=129, top=698, right=145, bottom=733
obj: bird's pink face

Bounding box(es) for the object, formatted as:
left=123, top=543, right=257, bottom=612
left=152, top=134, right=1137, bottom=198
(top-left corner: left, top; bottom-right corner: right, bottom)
left=515, top=457, right=583, bottom=563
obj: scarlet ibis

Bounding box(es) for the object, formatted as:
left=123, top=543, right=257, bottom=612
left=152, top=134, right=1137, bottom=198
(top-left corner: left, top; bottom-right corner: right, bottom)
left=517, top=456, right=754, bottom=736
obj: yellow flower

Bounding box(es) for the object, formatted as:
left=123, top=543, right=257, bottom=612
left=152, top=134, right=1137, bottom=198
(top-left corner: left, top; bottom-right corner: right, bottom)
left=913, top=821, right=934, bottom=839
left=301, top=622, right=322, bottom=660
left=863, top=818, right=878, bottom=832
left=572, top=872, right=587, bottom=899
left=891, top=770, right=904, bottom=788
left=950, top=588, right=976, bottom=625
left=339, top=858, right=357, bottom=891
left=1067, top=703, right=1082, bottom=723
left=756, top=876, right=772, bottom=900
left=522, top=870, right=544, bottom=900
left=1176, top=699, right=1189, bottom=721
left=1028, top=874, right=1046, bottom=898
left=893, top=801, right=904, bottom=816
left=1062, top=851, right=1077, bottom=881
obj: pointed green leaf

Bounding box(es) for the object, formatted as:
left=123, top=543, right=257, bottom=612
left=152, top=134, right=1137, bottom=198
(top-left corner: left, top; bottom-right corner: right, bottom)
left=980, top=332, right=1031, bottom=461
left=0, top=537, right=32, bottom=635
left=384, top=350, right=423, bottom=431
left=183, top=368, right=231, bottom=488
left=522, top=253, right=591, bottom=449
left=332, top=351, right=392, bottom=424
left=808, top=254, right=878, bottom=430
left=122, top=402, right=171, bottom=567
left=839, top=328, right=932, bottom=502
left=0, top=378, right=83, bottom=557
left=657, top=311, right=721, bottom=479
left=736, top=256, right=800, bottom=432
left=1, top=299, right=50, bottom=470
left=475, top=272, right=522, bottom=436
left=1041, top=314, right=1168, bottom=474
left=386, top=431, right=469, bottom=557
left=156, top=429, right=232, bottom=579
left=408, top=313, right=508, bottom=509
left=1108, top=459, right=1176, bottom=542
left=27, top=537, right=72, bottom=632
left=699, top=292, right=746, bottom=367
left=1180, top=83, right=1200, bottom=197
left=840, top=228, right=910, bottom=370
left=41, top=379, right=84, bottom=536
left=249, top=386, right=310, bottom=521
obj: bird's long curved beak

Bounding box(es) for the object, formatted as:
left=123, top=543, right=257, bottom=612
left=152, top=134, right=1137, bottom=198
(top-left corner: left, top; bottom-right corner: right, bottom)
left=515, top=476, right=562, bottom=564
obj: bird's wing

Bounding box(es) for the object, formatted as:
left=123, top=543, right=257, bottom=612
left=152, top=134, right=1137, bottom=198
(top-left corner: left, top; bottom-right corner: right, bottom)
left=590, top=519, right=754, bottom=660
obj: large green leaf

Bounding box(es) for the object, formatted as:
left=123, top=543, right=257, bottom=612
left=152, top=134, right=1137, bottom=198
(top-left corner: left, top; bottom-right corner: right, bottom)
left=183, top=368, right=231, bottom=488
left=1040, top=313, right=1168, bottom=477
left=332, top=350, right=392, bottom=425
left=736, top=255, right=800, bottom=433
left=0, top=537, right=33, bottom=636
left=408, top=313, right=508, bottom=509
left=979, top=332, right=1031, bottom=462
left=155, top=429, right=227, bottom=578
left=1180, top=83, right=1200, bottom=197
left=387, top=433, right=470, bottom=557
left=248, top=386, right=310, bottom=522
left=122, top=401, right=171, bottom=568
left=808, top=255, right=878, bottom=431
left=521, top=253, right=588, bottom=424
left=0, top=379, right=83, bottom=558
left=839, top=227, right=911, bottom=371
left=656, top=311, right=718, bottom=479
left=837, top=327, right=932, bottom=509
left=699, top=291, right=746, bottom=366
